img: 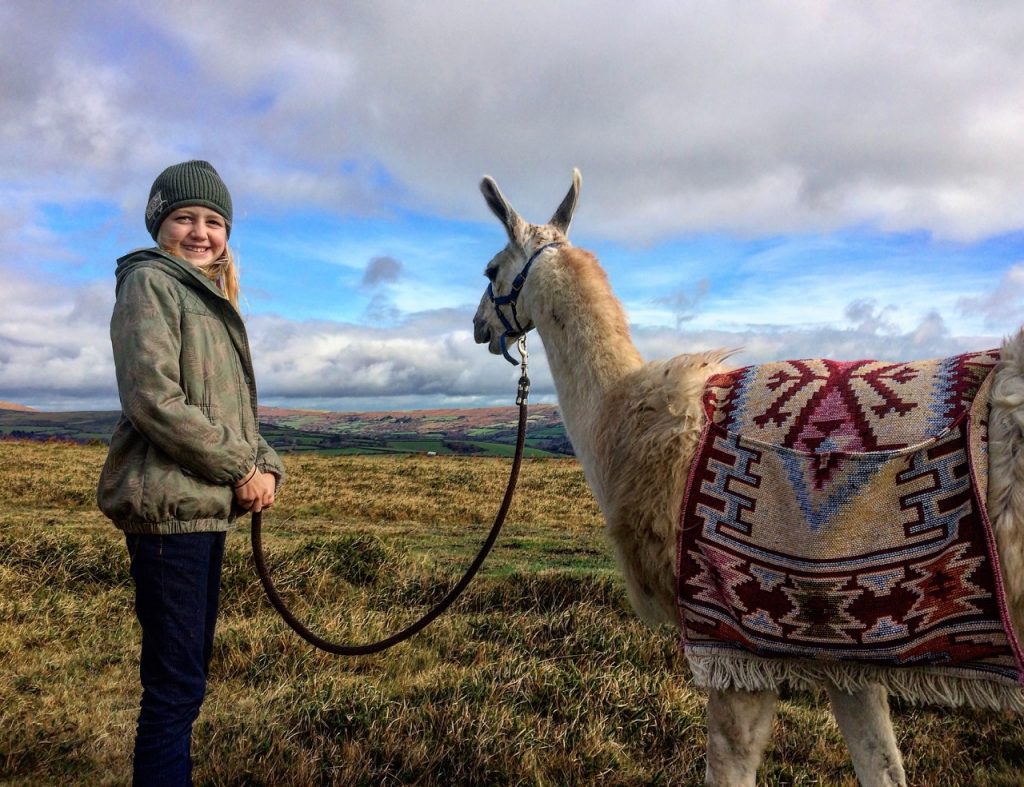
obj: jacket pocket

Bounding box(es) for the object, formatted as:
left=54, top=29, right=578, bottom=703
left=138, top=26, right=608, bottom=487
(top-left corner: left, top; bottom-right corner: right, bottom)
left=141, top=443, right=234, bottom=523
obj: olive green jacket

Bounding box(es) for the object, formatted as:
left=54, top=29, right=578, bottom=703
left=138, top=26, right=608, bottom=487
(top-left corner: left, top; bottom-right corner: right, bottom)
left=97, top=248, right=285, bottom=533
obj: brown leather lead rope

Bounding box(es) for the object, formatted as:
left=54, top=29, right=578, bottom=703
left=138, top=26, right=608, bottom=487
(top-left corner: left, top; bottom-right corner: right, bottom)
left=251, top=339, right=532, bottom=655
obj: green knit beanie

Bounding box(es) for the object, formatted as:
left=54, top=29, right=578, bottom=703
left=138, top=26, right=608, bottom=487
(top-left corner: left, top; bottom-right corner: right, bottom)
left=145, top=160, right=233, bottom=240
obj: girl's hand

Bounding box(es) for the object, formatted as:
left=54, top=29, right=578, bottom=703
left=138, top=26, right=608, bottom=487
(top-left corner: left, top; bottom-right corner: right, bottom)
left=234, top=467, right=276, bottom=512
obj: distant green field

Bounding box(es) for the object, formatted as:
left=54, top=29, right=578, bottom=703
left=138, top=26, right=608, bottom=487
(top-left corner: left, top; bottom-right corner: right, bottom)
left=0, top=409, right=560, bottom=458
left=384, top=439, right=448, bottom=453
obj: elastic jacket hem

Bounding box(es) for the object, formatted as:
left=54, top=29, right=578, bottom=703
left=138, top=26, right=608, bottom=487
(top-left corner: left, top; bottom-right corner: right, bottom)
left=115, top=517, right=236, bottom=535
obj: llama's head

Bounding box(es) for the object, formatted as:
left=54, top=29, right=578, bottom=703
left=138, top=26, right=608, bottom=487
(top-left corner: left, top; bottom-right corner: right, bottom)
left=473, top=169, right=582, bottom=361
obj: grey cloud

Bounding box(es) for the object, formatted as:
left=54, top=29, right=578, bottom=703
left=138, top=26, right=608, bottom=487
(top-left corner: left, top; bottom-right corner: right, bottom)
left=361, top=293, right=402, bottom=326
left=361, top=255, right=403, bottom=287
left=843, top=299, right=899, bottom=335
left=655, top=279, right=711, bottom=328
left=4, top=2, right=1024, bottom=239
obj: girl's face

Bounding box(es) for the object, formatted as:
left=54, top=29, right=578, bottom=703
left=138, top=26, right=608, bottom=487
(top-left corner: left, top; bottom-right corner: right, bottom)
left=157, top=206, right=228, bottom=265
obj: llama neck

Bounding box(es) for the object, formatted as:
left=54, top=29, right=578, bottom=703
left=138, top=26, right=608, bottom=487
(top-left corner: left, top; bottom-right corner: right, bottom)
left=527, top=249, right=643, bottom=486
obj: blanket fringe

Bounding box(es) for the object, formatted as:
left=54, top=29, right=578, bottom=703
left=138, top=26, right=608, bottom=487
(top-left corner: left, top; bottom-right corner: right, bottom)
left=687, top=648, right=1024, bottom=714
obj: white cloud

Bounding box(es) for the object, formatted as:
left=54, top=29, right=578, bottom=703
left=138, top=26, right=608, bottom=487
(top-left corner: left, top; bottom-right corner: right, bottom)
left=0, top=275, right=117, bottom=407
left=634, top=308, right=991, bottom=371
left=0, top=258, right=1005, bottom=412
left=957, top=262, right=1024, bottom=328
left=246, top=310, right=520, bottom=403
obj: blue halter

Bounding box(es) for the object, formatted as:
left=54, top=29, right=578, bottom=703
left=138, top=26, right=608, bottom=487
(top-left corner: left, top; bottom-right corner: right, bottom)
left=487, top=242, right=563, bottom=365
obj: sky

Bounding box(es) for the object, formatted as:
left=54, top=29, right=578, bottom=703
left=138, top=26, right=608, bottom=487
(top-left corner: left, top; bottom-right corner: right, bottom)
left=2, top=1, right=1024, bottom=412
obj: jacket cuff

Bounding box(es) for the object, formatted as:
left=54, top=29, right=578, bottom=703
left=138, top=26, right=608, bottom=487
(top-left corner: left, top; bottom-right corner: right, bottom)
left=257, top=461, right=284, bottom=489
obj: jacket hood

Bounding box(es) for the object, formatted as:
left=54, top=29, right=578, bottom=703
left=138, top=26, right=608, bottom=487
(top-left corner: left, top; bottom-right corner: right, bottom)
left=115, top=247, right=227, bottom=301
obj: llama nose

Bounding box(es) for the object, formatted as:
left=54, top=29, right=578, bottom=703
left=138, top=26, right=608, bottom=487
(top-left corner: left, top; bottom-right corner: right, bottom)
left=473, top=316, right=491, bottom=344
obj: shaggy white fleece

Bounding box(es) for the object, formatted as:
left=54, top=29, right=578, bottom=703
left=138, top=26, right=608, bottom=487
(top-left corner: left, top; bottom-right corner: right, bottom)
left=988, top=329, right=1024, bottom=646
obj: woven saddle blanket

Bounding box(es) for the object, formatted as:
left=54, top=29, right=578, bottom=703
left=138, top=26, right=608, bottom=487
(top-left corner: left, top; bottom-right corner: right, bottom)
left=676, top=349, right=1024, bottom=687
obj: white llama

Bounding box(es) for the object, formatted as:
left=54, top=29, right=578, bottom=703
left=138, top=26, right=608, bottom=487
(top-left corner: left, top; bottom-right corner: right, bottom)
left=472, top=169, right=1024, bottom=787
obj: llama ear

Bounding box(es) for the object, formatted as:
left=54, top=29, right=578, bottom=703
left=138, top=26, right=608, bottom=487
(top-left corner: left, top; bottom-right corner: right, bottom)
left=480, top=176, right=524, bottom=244
left=549, top=168, right=581, bottom=235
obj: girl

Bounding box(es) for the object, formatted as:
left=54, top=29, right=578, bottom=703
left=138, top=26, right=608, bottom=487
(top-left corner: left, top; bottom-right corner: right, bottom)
left=98, top=160, right=285, bottom=785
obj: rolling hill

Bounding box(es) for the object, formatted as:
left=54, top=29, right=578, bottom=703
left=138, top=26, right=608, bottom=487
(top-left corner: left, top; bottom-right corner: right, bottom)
left=0, top=403, right=573, bottom=458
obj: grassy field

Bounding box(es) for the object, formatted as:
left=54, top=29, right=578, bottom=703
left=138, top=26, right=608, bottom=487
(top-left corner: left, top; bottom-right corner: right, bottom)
left=2, top=439, right=1023, bottom=785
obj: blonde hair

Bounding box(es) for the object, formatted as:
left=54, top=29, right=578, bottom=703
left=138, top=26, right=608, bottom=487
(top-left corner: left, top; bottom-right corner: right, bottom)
left=199, top=246, right=241, bottom=311
left=159, top=243, right=241, bottom=311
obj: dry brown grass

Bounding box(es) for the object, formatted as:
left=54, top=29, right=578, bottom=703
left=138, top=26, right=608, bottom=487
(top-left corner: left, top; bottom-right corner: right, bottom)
left=1, top=439, right=1023, bottom=785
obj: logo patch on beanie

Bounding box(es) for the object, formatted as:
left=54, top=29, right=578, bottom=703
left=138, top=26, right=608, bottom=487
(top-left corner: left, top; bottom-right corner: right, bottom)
left=146, top=191, right=167, bottom=223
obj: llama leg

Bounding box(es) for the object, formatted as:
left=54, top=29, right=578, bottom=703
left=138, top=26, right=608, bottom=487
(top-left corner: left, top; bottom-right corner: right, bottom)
left=704, top=688, right=778, bottom=786
left=826, top=683, right=906, bottom=787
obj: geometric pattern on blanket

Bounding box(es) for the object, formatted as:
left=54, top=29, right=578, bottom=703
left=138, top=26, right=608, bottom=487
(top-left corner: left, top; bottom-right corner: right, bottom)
left=676, top=349, right=1024, bottom=689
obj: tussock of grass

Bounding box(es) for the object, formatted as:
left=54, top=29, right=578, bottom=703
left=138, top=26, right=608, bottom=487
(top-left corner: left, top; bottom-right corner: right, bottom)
left=463, top=571, right=624, bottom=615
left=296, top=532, right=394, bottom=586
left=0, top=529, right=128, bottom=590
left=2, top=439, right=1023, bottom=784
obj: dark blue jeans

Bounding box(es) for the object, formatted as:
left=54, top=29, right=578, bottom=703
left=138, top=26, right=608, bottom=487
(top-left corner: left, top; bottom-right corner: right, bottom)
left=126, top=531, right=226, bottom=787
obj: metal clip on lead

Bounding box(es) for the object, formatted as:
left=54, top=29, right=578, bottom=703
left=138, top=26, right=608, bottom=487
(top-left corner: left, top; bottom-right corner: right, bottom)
left=516, top=335, right=531, bottom=406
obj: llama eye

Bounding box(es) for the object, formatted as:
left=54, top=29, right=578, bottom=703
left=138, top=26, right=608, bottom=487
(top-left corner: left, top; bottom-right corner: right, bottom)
left=485, top=267, right=498, bottom=282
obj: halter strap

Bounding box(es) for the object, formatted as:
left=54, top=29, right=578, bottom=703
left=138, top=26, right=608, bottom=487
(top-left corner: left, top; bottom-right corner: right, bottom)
left=488, top=242, right=563, bottom=364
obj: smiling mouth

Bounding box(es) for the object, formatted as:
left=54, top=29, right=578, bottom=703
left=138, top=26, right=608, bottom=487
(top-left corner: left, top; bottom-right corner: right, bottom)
left=183, top=245, right=211, bottom=255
